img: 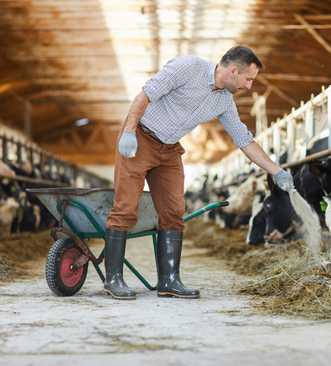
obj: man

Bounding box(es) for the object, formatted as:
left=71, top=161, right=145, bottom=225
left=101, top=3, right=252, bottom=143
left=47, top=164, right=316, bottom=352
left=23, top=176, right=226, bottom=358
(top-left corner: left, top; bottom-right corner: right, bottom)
left=104, top=46, right=294, bottom=300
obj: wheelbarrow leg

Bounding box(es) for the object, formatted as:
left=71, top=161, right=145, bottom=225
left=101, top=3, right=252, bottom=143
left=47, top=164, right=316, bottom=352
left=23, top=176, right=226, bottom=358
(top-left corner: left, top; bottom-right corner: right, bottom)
left=124, top=258, right=157, bottom=291
left=91, top=260, right=105, bottom=283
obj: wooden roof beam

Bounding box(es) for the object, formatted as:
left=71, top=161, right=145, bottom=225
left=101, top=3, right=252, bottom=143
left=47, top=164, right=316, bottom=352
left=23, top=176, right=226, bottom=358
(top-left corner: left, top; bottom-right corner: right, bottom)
left=34, top=115, right=79, bottom=139
left=304, top=15, right=331, bottom=20
left=6, top=22, right=331, bottom=31
left=257, top=75, right=297, bottom=106
left=295, top=14, right=331, bottom=55
left=235, top=97, right=255, bottom=105
left=0, top=80, right=32, bottom=95
left=262, top=73, right=331, bottom=83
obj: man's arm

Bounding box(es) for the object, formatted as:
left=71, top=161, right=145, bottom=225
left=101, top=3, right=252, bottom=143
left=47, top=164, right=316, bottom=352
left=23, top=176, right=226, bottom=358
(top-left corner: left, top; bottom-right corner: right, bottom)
left=123, top=90, right=150, bottom=132
left=219, top=96, right=294, bottom=191
left=241, top=141, right=281, bottom=175
left=241, top=141, right=295, bottom=191
left=117, top=91, right=150, bottom=158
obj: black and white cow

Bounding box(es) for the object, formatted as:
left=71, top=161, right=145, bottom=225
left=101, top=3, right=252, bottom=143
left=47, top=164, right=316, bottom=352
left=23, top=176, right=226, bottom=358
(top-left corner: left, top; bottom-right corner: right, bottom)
left=247, top=157, right=331, bottom=245
left=246, top=175, right=301, bottom=245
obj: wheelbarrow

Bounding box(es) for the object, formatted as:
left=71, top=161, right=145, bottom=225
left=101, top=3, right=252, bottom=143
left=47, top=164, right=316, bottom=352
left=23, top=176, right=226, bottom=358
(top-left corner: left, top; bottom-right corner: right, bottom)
left=27, top=187, right=229, bottom=296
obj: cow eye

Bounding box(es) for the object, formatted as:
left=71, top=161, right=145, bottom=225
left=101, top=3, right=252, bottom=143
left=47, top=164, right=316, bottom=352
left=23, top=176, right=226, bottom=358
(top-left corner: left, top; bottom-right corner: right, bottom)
left=265, top=202, right=272, bottom=210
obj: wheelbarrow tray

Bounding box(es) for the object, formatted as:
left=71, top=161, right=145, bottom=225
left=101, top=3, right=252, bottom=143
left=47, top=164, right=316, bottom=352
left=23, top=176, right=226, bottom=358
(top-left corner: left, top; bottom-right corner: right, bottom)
left=27, top=187, right=158, bottom=236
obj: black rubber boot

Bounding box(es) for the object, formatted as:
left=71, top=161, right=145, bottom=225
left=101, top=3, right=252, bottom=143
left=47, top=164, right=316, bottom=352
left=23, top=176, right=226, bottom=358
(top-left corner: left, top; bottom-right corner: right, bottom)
left=104, top=229, right=136, bottom=300
left=156, top=230, right=200, bottom=299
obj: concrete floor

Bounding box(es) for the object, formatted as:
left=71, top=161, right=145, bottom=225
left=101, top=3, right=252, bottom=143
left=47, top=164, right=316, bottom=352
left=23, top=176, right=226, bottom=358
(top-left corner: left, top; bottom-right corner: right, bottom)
left=0, top=237, right=331, bottom=366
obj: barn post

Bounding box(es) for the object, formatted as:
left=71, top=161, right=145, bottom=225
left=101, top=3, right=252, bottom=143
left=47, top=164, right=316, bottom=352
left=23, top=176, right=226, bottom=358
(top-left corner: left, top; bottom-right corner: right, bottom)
left=24, top=101, right=32, bottom=139
left=286, top=118, right=296, bottom=163
left=272, top=120, right=281, bottom=163
left=28, top=145, right=34, bottom=166
left=304, top=97, right=315, bottom=155
left=262, top=132, right=269, bottom=155
left=16, top=140, right=22, bottom=164
left=0, top=135, right=6, bottom=161
left=251, top=92, right=268, bottom=136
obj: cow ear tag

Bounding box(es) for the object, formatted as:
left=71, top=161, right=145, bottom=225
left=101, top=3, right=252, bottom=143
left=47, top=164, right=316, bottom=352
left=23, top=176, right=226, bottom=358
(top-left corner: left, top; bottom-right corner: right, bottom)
left=320, top=200, right=327, bottom=213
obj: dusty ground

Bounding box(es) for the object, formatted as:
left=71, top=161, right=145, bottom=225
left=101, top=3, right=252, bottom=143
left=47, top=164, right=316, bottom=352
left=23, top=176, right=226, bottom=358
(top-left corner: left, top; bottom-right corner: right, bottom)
left=1, top=233, right=331, bottom=365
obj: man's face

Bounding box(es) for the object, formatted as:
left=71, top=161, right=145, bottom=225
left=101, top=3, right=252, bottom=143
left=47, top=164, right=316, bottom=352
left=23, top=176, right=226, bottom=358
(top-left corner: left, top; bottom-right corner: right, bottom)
left=221, top=63, right=259, bottom=94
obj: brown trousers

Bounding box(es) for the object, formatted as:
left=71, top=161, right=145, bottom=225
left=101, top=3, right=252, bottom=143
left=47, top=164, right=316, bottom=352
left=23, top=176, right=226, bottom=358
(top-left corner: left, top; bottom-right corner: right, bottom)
left=107, top=125, right=186, bottom=231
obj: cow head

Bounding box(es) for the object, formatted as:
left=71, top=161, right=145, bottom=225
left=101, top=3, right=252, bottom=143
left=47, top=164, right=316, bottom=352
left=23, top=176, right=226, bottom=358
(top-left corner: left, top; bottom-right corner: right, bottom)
left=247, top=174, right=300, bottom=245
left=309, top=158, right=331, bottom=195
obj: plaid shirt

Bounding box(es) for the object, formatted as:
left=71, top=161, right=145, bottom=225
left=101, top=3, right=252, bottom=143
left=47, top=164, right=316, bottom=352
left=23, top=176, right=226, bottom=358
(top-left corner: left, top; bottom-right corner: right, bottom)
left=141, top=55, right=253, bottom=148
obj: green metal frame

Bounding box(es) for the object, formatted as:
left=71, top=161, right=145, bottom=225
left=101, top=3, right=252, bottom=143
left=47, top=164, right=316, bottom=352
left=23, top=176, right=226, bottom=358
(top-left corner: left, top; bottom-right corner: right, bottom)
left=56, top=199, right=228, bottom=291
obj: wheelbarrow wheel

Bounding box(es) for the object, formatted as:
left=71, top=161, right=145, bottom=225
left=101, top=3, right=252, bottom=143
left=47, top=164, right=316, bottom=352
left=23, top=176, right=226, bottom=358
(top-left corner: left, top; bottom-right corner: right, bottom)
left=46, top=238, right=89, bottom=296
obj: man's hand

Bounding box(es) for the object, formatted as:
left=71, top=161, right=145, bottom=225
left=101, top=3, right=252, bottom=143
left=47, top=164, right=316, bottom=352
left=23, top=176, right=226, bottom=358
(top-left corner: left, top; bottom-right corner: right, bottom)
left=272, top=169, right=295, bottom=192
left=118, top=131, right=138, bottom=158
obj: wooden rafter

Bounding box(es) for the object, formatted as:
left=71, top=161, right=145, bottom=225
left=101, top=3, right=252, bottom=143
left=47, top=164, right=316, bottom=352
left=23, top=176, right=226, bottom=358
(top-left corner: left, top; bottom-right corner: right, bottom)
left=34, top=114, right=80, bottom=139
left=262, top=73, right=331, bottom=83
left=70, top=129, right=84, bottom=149
left=5, top=22, right=331, bottom=31
left=235, top=97, right=254, bottom=105
left=0, top=80, right=32, bottom=95
left=304, top=15, right=331, bottom=20
left=257, top=75, right=297, bottom=106
left=85, top=123, right=103, bottom=146
left=295, top=14, right=331, bottom=55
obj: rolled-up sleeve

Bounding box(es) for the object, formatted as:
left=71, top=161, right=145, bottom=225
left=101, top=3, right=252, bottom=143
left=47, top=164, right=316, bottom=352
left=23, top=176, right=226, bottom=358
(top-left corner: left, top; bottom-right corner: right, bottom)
left=218, top=96, right=254, bottom=148
left=142, top=56, right=196, bottom=103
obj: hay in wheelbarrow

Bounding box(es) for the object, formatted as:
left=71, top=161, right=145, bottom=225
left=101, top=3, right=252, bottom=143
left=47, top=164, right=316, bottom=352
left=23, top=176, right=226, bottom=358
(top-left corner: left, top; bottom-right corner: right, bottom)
left=185, top=219, right=331, bottom=319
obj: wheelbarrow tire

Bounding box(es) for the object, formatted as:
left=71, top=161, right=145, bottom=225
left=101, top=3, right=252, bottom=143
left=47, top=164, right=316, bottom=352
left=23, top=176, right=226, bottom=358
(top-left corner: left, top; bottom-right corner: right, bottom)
left=46, top=238, right=89, bottom=297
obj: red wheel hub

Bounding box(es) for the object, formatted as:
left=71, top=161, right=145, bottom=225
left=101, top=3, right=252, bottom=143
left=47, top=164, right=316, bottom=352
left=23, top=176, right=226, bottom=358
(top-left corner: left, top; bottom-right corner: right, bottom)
left=60, top=247, right=85, bottom=287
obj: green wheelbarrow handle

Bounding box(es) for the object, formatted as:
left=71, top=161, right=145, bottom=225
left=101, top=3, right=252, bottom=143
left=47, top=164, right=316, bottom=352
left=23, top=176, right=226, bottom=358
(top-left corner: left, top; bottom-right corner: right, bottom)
left=183, top=201, right=229, bottom=222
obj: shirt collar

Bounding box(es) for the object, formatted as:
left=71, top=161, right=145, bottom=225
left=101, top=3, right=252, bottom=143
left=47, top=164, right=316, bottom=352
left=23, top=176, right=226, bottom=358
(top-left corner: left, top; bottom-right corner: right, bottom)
left=207, top=62, right=225, bottom=92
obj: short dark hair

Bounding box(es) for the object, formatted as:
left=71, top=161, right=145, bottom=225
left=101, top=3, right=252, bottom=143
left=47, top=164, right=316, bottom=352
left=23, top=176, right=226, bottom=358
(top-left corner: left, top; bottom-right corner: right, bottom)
left=220, top=46, right=263, bottom=69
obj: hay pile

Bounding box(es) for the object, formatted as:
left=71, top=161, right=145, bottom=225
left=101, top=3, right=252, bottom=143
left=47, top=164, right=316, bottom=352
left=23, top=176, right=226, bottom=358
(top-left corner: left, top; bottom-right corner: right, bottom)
left=0, top=231, right=52, bottom=282
left=239, top=252, right=331, bottom=319
left=185, top=219, right=331, bottom=319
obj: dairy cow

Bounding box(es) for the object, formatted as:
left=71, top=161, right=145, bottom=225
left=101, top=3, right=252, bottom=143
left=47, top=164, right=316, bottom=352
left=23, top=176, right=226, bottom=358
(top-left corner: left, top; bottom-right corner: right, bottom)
left=247, top=157, right=331, bottom=245
left=246, top=175, right=301, bottom=245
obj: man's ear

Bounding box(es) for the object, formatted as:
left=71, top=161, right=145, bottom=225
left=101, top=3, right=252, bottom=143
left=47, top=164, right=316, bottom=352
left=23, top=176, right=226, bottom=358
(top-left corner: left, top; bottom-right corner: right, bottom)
left=228, top=64, right=238, bottom=75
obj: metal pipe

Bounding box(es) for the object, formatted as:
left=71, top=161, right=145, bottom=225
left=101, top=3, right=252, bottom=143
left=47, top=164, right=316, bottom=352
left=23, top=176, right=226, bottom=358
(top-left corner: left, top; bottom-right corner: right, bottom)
left=0, top=173, right=67, bottom=187
left=281, top=148, right=331, bottom=169
left=250, top=148, right=331, bottom=179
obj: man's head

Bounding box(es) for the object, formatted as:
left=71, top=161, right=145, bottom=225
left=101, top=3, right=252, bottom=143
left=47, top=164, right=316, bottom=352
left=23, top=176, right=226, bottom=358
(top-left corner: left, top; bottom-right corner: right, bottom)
left=215, top=46, right=262, bottom=93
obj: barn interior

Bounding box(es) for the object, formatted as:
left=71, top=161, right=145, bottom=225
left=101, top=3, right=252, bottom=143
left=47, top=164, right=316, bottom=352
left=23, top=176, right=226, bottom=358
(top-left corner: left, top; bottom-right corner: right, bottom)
left=1, top=1, right=331, bottom=171
left=1, top=1, right=331, bottom=364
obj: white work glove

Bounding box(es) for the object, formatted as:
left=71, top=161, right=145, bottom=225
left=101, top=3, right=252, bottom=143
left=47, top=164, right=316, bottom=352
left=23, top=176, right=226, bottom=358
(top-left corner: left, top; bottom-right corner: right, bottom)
left=272, top=169, right=295, bottom=192
left=118, top=131, right=138, bottom=158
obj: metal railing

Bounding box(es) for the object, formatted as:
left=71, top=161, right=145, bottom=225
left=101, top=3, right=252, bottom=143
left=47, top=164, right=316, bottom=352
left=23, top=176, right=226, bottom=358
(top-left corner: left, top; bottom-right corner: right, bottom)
left=213, top=85, right=331, bottom=185
left=0, top=134, right=111, bottom=188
